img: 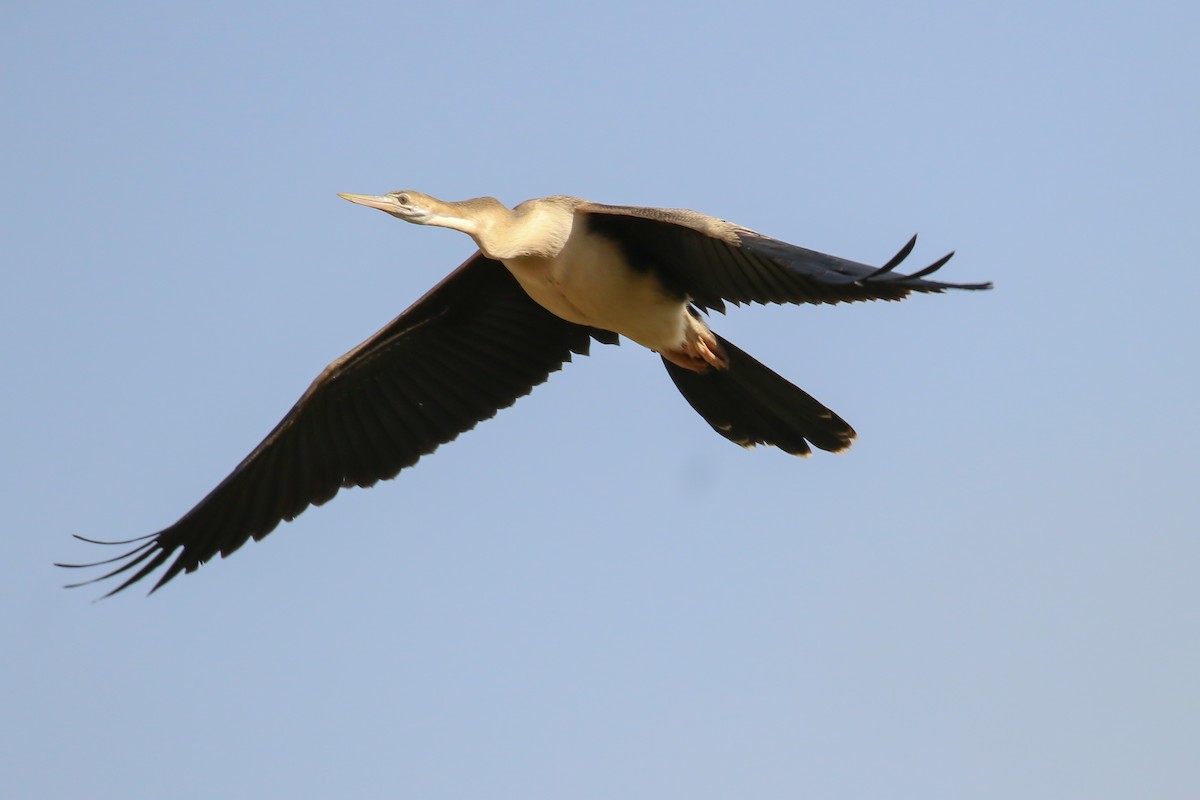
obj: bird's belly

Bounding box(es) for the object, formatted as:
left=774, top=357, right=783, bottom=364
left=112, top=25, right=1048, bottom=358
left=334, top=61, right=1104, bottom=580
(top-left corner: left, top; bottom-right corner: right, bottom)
left=503, top=246, right=687, bottom=351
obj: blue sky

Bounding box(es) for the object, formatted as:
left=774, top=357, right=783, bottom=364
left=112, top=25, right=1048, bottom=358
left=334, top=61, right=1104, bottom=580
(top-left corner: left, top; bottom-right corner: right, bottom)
left=3, top=1, right=1197, bottom=798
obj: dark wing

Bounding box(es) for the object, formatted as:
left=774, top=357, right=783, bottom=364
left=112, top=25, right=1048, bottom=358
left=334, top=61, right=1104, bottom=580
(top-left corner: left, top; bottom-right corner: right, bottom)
left=60, top=253, right=615, bottom=596
left=578, top=203, right=992, bottom=313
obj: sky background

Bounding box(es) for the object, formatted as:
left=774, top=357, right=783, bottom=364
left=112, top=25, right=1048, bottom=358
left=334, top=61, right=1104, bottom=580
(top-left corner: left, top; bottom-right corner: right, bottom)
left=2, top=1, right=1197, bottom=798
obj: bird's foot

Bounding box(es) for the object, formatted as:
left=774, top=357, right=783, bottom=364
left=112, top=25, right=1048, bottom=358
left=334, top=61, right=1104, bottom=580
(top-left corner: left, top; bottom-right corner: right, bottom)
left=662, top=321, right=728, bottom=372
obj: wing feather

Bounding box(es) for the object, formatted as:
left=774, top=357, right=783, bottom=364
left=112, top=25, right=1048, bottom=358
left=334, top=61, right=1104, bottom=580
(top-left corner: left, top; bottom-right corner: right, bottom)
left=578, top=203, right=990, bottom=312
left=60, top=253, right=610, bottom=595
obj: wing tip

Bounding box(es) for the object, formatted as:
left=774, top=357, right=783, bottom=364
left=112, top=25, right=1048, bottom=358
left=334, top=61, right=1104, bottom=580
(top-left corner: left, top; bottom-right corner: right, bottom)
left=863, top=234, right=919, bottom=279
left=863, top=244, right=991, bottom=293
left=57, top=531, right=182, bottom=598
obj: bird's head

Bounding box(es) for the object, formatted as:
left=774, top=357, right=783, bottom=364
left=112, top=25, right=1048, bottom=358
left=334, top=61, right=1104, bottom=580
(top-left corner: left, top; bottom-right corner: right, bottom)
left=338, top=190, right=441, bottom=225
left=338, top=190, right=509, bottom=245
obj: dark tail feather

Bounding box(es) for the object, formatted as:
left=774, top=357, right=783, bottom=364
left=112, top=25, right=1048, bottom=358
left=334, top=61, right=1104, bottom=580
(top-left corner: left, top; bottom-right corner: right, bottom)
left=663, top=333, right=855, bottom=456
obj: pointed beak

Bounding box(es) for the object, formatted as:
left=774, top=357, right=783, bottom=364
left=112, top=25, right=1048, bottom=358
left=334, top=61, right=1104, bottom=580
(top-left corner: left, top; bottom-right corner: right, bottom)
left=337, top=193, right=403, bottom=214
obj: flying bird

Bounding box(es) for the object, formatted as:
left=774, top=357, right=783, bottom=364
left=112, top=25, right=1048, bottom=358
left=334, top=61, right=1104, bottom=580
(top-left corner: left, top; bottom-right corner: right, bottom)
left=60, top=191, right=991, bottom=595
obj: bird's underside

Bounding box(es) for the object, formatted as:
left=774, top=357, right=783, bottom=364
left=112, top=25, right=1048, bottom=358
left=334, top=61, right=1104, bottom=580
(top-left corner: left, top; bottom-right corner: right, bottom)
left=59, top=192, right=991, bottom=596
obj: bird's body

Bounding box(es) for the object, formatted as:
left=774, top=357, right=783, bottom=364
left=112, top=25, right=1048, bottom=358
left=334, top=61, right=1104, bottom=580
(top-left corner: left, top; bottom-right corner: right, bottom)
left=61, top=190, right=991, bottom=595
left=486, top=198, right=682, bottom=346
left=375, top=193, right=722, bottom=368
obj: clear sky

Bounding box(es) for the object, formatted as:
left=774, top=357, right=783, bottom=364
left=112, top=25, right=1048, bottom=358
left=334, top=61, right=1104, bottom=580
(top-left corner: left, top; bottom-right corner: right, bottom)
left=3, top=1, right=1197, bottom=798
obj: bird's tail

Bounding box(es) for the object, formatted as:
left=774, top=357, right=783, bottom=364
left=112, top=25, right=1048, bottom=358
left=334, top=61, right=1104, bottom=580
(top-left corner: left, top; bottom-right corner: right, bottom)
left=662, top=332, right=855, bottom=456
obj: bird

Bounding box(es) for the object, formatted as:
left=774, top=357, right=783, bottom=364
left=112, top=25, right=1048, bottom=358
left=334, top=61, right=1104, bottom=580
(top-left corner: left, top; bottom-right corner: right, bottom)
left=59, top=190, right=991, bottom=596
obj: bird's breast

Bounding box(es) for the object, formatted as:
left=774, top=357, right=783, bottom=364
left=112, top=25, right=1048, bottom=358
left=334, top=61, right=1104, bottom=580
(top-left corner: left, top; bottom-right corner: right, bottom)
left=501, top=231, right=689, bottom=351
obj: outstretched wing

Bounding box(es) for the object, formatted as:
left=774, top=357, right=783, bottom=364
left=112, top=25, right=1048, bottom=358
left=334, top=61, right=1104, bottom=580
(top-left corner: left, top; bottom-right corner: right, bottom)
left=577, top=202, right=991, bottom=313
left=60, top=253, right=614, bottom=596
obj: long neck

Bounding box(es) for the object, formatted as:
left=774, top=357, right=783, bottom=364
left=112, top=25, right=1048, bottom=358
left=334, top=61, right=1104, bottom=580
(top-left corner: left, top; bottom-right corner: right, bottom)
left=424, top=196, right=512, bottom=255
left=456, top=198, right=573, bottom=261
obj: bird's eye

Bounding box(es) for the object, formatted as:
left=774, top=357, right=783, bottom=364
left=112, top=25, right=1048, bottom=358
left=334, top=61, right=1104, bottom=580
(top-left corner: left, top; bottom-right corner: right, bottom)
left=394, top=193, right=411, bottom=206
